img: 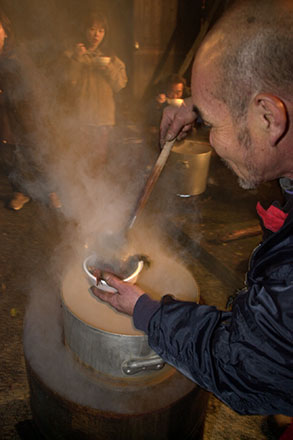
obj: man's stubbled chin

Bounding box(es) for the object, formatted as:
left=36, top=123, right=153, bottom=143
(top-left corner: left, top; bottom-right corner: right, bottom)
left=221, top=157, right=258, bottom=190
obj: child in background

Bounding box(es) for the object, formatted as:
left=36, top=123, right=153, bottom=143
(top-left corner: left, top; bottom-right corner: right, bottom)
left=146, top=74, right=190, bottom=133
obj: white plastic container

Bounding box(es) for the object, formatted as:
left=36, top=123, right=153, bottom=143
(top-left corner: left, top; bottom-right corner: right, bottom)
left=83, top=254, right=144, bottom=293
left=96, top=56, right=111, bottom=66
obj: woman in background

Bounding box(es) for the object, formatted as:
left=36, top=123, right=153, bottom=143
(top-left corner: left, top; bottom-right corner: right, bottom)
left=61, top=10, right=127, bottom=176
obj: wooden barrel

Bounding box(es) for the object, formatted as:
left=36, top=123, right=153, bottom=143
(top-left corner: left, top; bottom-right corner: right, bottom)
left=25, top=357, right=209, bottom=440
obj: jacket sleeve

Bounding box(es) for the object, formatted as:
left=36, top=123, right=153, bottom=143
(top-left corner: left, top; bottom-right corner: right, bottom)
left=105, top=56, right=128, bottom=93
left=133, top=284, right=293, bottom=415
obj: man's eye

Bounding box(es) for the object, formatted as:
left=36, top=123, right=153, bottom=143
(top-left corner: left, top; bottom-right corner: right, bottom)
left=196, top=115, right=204, bottom=125
left=195, top=115, right=210, bottom=128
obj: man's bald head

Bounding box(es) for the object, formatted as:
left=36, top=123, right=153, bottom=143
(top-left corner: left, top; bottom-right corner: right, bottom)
left=200, top=0, right=293, bottom=120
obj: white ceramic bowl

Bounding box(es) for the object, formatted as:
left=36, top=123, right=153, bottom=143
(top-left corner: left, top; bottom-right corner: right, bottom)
left=166, top=98, right=184, bottom=107
left=83, top=255, right=144, bottom=293
left=97, top=56, right=111, bottom=66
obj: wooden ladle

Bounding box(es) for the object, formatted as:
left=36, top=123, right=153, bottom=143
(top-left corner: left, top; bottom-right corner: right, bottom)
left=128, top=139, right=176, bottom=229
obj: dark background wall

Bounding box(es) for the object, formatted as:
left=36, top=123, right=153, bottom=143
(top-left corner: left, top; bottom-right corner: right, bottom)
left=0, top=0, right=132, bottom=61
left=0, top=0, right=230, bottom=101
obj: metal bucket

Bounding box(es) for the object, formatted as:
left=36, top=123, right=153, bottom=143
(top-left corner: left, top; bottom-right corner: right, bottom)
left=168, top=139, right=212, bottom=197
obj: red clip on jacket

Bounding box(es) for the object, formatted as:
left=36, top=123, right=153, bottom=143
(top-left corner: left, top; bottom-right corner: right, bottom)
left=256, top=202, right=288, bottom=232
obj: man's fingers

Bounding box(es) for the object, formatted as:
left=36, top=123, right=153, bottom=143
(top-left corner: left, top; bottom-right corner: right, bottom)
left=92, top=268, right=102, bottom=281
left=102, top=272, right=125, bottom=289
left=90, top=276, right=145, bottom=316
left=160, top=101, right=197, bottom=147
left=176, top=124, right=194, bottom=141
left=90, top=286, right=116, bottom=304
left=160, top=107, right=178, bottom=145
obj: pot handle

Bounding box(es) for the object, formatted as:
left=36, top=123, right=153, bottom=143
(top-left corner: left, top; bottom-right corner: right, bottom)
left=121, top=355, right=165, bottom=375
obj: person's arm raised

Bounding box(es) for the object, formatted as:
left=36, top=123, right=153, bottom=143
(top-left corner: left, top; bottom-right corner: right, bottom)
left=160, top=97, right=197, bottom=147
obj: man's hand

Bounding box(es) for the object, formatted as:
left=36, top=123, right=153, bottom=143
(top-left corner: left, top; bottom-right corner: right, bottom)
left=90, top=272, right=145, bottom=316
left=160, top=97, right=197, bottom=147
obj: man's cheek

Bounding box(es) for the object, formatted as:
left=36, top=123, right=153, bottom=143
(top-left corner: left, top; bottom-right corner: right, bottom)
left=209, top=131, right=217, bottom=151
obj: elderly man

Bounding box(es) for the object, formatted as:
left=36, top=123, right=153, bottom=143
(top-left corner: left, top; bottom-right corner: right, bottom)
left=91, top=0, right=293, bottom=417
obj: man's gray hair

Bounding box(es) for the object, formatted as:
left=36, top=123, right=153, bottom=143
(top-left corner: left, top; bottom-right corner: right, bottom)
left=214, top=0, right=293, bottom=120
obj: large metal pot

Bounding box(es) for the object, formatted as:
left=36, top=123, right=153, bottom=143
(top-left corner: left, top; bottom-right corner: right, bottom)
left=62, top=303, right=165, bottom=378
left=61, top=256, right=199, bottom=379
left=61, top=261, right=166, bottom=379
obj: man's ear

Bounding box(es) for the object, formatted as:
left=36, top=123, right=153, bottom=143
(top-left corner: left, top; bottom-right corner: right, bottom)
left=249, top=93, right=288, bottom=146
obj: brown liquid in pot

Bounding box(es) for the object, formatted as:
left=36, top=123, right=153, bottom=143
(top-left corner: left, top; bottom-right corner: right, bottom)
left=62, top=255, right=199, bottom=335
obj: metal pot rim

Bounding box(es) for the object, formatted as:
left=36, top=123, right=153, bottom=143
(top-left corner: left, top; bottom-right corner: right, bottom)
left=60, top=292, right=147, bottom=339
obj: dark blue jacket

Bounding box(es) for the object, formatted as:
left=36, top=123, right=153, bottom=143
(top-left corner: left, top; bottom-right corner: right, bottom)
left=133, top=193, right=293, bottom=416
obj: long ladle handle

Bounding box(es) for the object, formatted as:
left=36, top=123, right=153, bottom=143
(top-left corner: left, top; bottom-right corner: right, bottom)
left=128, top=139, right=176, bottom=229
